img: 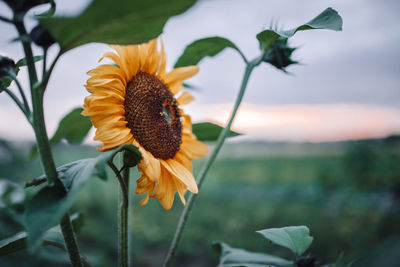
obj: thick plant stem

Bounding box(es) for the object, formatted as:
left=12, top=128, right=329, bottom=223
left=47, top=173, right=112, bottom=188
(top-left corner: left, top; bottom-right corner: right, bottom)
left=61, top=214, right=83, bottom=267
left=31, top=91, right=58, bottom=184
left=30, top=53, right=84, bottom=267
left=14, top=17, right=83, bottom=267
left=13, top=18, right=38, bottom=87
left=162, top=56, right=263, bottom=267
left=118, top=154, right=130, bottom=267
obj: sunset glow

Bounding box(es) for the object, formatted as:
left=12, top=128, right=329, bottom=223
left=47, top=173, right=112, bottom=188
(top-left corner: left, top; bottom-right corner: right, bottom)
left=192, top=103, right=400, bottom=142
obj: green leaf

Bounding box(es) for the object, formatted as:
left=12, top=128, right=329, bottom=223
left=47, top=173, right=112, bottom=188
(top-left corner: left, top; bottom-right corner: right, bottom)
left=257, top=226, right=314, bottom=255
left=40, top=0, right=197, bottom=53
left=213, top=241, right=293, bottom=267
left=1, top=77, right=12, bottom=89
left=16, top=56, right=43, bottom=68
left=35, top=0, right=56, bottom=18
left=29, top=107, right=92, bottom=159
left=25, top=145, right=141, bottom=250
left=257, top=7, right=343, bottom=51
left=0, top=55, right=16, bottom=89
left=192, top=122, right=241, bottom=141
left=0, top=213, right=82, bottom=256
left=174, top=37, right=239, bottom=67
left=0, top=179, right=25, bottom=208
left=50, top=107, right=92, bottom=145
left=1, top=56, right=42, bottom=88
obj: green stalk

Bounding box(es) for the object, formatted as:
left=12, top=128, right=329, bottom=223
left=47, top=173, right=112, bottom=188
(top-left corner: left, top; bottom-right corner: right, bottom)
left=118, top=153, right=130, bottom=267
left=162, top=55, right=264, bottom=267
left=13, top=17, right=38, bottom=87
left=1, top=85, right=30, bottom=122
left=60, top=214, right=83, bottom=267
left=10, top=73, right=31, bottom=119
left=42, top=48, right=47, bottom=81
left=13, top=16, right=83, bottom=267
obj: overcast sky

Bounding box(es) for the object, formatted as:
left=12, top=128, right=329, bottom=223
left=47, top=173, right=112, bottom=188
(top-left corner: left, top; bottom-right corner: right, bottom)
left=1, top=0, right=399, bottom=142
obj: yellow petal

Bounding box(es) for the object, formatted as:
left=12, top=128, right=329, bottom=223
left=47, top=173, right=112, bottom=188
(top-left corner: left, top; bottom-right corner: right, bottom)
left=94, top=127, right=130, bottom=141
left=125, top=45, right=140, bottom=77
left=138, top=151, right=161, bottom=182
left=98, top=135, right=133, bottom=152
left=158, top=39, right=167, bottom=76
left=173, top=178, right=187, bottom=205
left=177, top=91, right=194, bottom=106
left=87, top=64, right=124, bottom=80
left=146, top=39, right=159, bottom=74
left=135, top=175, right=156, bottom=205
left=151, top=169, right=176, bottom=210
left=138, top=43, right=149, bottom=72
left=163, top=66, right=199, bottom=85
left=168, top=81, right=184, bottom=95
left=181, top=133, right=209, bottom=159
left=174, top=151, right=193, bottom=172
left=110, top=46, right=133, bottom=80
left=161, top=159, right=198, bottom=193
left=86, top=77, right=126, bottom=90
left=99, top=52, right=122, bottom=67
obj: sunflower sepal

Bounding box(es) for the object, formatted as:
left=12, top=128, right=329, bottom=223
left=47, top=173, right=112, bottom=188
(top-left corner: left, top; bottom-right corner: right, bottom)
left=106, top=144, right=142, bottom=172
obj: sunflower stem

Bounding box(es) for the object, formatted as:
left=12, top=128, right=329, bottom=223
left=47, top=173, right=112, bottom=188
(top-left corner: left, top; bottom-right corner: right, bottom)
left=162, top=55, right=264, bottom=267
left=118, top=152, right=130, bottom=267
left=1, top=84, right=31, bottom=124
left=14, top=16, right=83, bottom=267
left=13, top=16, right=38, bottom=88
left=42, top=48, right=47, bottom=80
left=8, top=72, right=31, bottom=119
left=60, top=214, right=84, bottom=267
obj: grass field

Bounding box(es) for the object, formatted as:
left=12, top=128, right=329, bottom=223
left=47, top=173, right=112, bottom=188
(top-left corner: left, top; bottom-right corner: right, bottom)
left=1, top=138, right=399, bottom=266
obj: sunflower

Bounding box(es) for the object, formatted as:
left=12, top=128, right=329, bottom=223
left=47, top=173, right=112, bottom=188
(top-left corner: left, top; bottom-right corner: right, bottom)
left=82, top=39, right=209, bottom=210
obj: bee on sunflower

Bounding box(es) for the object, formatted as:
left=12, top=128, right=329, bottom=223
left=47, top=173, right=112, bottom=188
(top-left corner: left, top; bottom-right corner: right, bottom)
left=82, top=39, right=209, bottom=210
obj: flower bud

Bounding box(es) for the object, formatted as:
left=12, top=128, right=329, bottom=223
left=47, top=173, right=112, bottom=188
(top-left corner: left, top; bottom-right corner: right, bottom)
left=0, top=56, right=16, bottom=78
left=30, top=25, right=56, bottom=49
left=263, top=37, right=298, bottom=72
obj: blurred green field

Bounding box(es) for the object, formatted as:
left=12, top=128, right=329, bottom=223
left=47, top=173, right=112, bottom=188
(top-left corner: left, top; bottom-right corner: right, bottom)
left=1, top=138, right=400, bottom=266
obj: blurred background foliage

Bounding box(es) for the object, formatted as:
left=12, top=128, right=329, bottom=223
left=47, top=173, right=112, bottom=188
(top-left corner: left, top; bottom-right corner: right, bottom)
left=1, top=137, right=399, bottom=266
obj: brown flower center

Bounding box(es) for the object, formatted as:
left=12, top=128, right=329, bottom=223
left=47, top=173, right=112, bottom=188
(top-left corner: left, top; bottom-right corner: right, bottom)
left=124, top=72, right=182, bottom=160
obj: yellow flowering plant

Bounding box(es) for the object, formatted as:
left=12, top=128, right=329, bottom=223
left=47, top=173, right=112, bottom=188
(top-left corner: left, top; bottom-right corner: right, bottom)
left=0, top=0, right=343, bottom=266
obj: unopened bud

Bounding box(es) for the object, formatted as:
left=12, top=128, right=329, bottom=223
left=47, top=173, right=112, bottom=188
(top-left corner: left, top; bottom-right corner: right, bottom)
left=30, top=25, right=56, bottom=49
left=263, top=37, right=298, bottom=72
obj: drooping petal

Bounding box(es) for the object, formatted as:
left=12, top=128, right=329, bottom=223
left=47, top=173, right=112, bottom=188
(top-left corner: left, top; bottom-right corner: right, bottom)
left=161, top=159, right=198, bottom=193
left=136, top=175, right=156, bottom=206
left=149, top=169, right=173, bottom=209
left=138, top=151, right=161, bottom=182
